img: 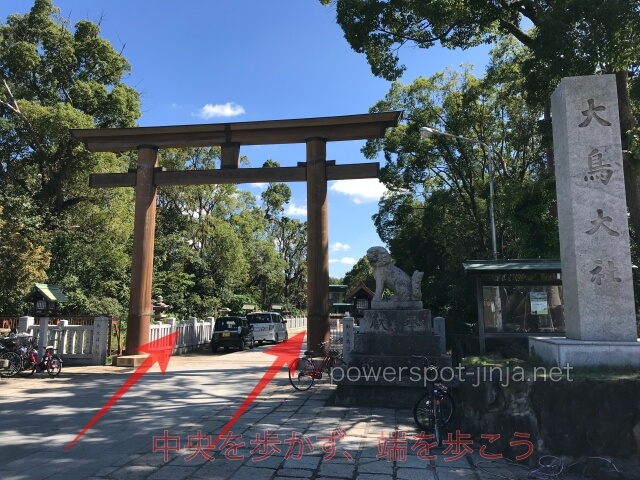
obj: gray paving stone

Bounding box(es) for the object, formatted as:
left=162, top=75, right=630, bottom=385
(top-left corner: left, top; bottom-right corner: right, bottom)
left=274, top=468, right=313, bottom=478
left=93, top=465, right=120, bottom=476
left=434, top=467, right=477, bottom=479
left=0, top=451, right=60, bottom=471
left=319, top=461, right=357, bottom=478
left=397, top=467, right=436, bottom=480
left=433, top=453, right=472, bottom=468
left=354, top=474, right=392, bottom=480
left=93, top=453, right=142, bottom=467
left=191, top=458, right=243, bottom=479
left=109, top=464, right=157, bottom=479
left=41, top=474, right=95, bottom=480
left=244, top=453, right=285, bottom=469
left=132, top=451, right=180, bottom=466
left=400, top=455, right=433, bottom=468
left=230, top=465, right=277, bottom=479
left=283, top=453, right=322, bottom=470
left=357, top=458, right=394, bottom=474
left=148, top=465, right=201, bottom=480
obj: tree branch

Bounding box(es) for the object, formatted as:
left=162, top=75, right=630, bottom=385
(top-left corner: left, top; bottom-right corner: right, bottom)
left=497, top=18, right=534, bottom=47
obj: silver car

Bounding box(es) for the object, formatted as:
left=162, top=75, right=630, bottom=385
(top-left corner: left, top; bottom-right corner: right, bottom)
left=246, top=312, right=288, bottom=344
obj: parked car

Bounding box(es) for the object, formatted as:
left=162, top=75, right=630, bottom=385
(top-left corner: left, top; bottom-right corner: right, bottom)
left=246, top=312, right=288, bottom=344
left=211, top=316, right=255, bottom=352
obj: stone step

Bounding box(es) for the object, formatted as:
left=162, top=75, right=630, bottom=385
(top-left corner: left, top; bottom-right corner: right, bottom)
left=114, top=354, right=148, bottom=367
left=346, top=353, right=451, bottom=370
left=353, top=333, right=442, bottom=356
left=331, top=356, right=454, bottom=388
left=333, top=385, right=428, bottom=408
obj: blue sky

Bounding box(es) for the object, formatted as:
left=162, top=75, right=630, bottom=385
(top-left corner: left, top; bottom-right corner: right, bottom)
left=0, top=0, right=490, bottom=278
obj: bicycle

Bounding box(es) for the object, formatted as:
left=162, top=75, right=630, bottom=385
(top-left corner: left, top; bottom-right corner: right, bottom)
left=288, top=341, right=345, bottom=391
left=0, top=335, right=22, bottom=378
left=17, top=336, right=62, bottom=378
left=411, top=356, right=455, bottom=447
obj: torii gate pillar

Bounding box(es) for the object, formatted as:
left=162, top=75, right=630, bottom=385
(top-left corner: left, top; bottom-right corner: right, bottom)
left=306, top=138, right=330, bottom=349
left=127, top=146, right=158, bottom=355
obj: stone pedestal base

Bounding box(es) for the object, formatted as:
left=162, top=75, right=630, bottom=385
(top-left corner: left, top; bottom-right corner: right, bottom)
left=334, top=308, right=451, bottom=407
left=359, top=309, right=432, bottom=334
left=529, top=337, right=640, bottom=367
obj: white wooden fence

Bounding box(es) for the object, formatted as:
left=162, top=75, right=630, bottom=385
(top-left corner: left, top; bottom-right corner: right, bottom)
left=19, top=316, right=109, bottom=366
left=149, top=317, right=214, bottom=354
left=14, top=314, right=310, bottom=365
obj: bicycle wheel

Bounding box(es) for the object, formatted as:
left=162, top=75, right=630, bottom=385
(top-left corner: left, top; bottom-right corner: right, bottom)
left=46, top=356, right=62, bottom=378
left=288, top=357, right=314, bottom=391
left=0, top=351, right=22, bottom=378
left=17, top=356, right=36, bottom=377
left=413, top=388, right=455, bottom=432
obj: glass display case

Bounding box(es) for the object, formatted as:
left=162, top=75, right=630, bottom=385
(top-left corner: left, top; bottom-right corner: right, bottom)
left=460, top=259, right=563, bottom=354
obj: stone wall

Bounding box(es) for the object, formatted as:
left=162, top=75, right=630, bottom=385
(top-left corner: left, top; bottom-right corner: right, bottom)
left=453, top=373, right=640, bottom=459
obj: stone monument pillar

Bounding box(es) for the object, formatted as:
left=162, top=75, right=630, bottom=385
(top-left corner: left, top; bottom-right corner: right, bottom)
left=530, top=74, right=640, bottom=366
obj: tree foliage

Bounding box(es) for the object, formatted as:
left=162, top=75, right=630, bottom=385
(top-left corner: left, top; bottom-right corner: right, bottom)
left=0, top=2, right=309, bottom=320
left=352, top=59, right=557, bottom=330
left=322, top=0, right=640, bottom=244
left=0, top=0, right=139, bottom=316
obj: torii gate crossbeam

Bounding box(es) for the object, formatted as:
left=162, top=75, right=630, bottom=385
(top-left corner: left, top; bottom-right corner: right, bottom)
left=71, top=111, right=401, bottom=357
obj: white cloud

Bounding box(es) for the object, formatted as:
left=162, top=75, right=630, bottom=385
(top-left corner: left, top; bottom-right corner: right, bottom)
left=329, top=257, right=356, bottom=266
left=286, top=203, right=307, bottom=217
left=193, top=102, right=245, bottom=119
left=339, top=257, right=357, bottom=265
left=330, top=242, right=351, bottom=253
left=250, top=183, right=268, bottom=190
left=329, top=178, right=388, bottom=204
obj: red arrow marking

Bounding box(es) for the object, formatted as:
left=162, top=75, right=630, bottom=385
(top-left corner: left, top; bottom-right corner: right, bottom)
left=206, top=331, right=306, bottom=455
left=65, top=331, right=179, bottom=452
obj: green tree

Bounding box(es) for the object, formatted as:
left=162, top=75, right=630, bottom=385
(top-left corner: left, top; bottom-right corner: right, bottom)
left=0, top=0, right=140, bottom=314
left=0, top=206, right=51, bottom=312
left=342, top=256, right=374, bottom=293
left=321, top=0, right=640, bottom=241
left=364, top=63, right=556, bottom=329
left=156, top=147, right=254, bottom=318
left=274, top=217, right=308, bottom=310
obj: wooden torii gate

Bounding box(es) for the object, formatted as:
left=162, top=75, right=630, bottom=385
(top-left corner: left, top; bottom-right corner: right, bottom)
left=71, top=111, right=401, bottom=356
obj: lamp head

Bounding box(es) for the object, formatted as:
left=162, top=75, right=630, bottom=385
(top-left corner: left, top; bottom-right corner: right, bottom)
left=419, top=126, right=439, bottom=138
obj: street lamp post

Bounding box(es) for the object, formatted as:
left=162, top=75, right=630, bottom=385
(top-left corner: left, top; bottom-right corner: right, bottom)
left=419, top=126, right=498, bottom=259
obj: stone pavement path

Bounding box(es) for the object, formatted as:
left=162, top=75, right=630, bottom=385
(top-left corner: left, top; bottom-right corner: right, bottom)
left=0, top=346, right=636, bottom=480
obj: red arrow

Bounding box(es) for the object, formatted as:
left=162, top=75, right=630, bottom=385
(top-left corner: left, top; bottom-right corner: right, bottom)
left=206, top=331, right=306, bottom=455
left=65, top=331, right=179, bottom=451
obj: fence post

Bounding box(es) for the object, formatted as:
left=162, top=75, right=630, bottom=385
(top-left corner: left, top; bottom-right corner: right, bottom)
left=58, top=319, right=69, bottom=356
left=189, top=317, right=197, bottom=348
left=433, top=316, right=446, bottom=355
left=38, top=317, right=49, bottom=358
left=342, top=315, right=354, bottom=365
left=18, top=316, right=34, bottom=335
left=166, top=317, right=177, bottom=353
left=92, top=316, right=110, bottom=365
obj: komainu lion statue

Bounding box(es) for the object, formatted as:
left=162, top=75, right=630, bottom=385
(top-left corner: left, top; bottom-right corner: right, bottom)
left=367, top=246, right=423, bottom=304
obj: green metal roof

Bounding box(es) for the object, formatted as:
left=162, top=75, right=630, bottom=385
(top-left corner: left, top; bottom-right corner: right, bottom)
left=463, top=259, right=561, bottom=274
left=22, top=283, right=69, bottom=303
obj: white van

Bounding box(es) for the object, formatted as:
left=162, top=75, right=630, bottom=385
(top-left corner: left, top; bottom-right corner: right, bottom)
left=246, top=312, right=288, bottom=344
